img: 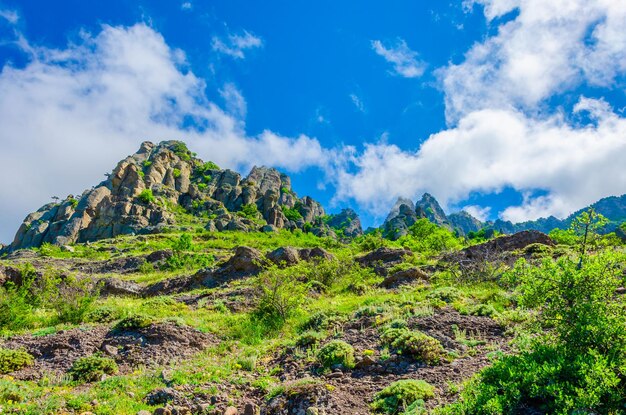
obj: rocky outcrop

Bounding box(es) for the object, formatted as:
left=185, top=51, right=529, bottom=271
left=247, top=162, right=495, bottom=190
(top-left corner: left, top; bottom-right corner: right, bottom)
left=357, top=247, right=412, bottom=276
left=415, top=193, right=452, bottom=230
left=326, top=209, right=363, bottom=238
left=266, top=246, right=334, bottom=266
left=380, top=267, right=428, bottom=288
left=457, top=230, right=554, bottom=262
left=383, top=198, right=418, bottom=239
left=8, top=141, right=328, bottom=251
left=448, top=211, right=483, bottom=236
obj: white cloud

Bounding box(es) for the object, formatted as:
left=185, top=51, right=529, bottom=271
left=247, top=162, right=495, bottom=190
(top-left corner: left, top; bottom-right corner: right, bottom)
left=0, top=8, right=18, bottom=24
left=349, top=93, right=365, bottom=112
left=443, top=0, right=626, bottom=123
left=371, top=39, right=426, bottom=78
left=462, top=205, right=491, bottom=222
left=0, top=23, right=327, bottom=243
left=333, top=101, right=626, bottom=223
left=331, top=0, right=626, bottom=223
left=212, top=30, right=262, bottom=59
left=219, top=82, right=247, bottom=119
left=181, top=2, right=192, bottom=11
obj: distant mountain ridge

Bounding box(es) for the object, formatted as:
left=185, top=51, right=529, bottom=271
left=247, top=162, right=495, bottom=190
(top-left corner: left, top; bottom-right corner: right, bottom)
left=382, top=193, right=626, bottom=239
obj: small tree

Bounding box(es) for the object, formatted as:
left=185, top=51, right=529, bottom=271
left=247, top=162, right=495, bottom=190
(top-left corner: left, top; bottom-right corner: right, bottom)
left=570, top=208, right=608, bottom=268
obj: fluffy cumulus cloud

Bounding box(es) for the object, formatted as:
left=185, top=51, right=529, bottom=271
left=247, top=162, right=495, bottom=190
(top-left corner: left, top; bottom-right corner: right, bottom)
left=0, top=23, right=328, bottom=242
left=335, top=0, right=626, bottom=222
left=371, top=39, right=426, bottom=78
left=211, top=30, right=262, bottom=59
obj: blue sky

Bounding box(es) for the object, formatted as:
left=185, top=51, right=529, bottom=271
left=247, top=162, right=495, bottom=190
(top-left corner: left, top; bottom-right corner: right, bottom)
left=1, top=0, right=626, bottom=242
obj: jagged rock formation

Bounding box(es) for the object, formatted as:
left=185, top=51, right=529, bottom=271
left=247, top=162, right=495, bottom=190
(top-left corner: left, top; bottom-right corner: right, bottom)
left=382, top=198, right=417, bottom=239
left=6, top=141, right=351, bottom=251
left=325, top=208, right=363, bottom=238
left=448, top=211, right=483, bottom=235
left=382, top=192, right=626, bottom=238
left=415, top=193, right=452, bottom=230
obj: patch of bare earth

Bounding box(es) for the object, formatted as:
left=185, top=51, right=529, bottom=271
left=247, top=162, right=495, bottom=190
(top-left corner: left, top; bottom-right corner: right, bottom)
left=261, top=308, right=508, bottom=414
left=1, top=322, right=216, bottom=380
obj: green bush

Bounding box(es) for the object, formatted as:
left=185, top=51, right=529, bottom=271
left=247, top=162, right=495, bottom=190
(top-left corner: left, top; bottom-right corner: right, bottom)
left=372, top=379, right=434, bottom=414
left=172, top=168, right=182, bottom=178
left=69, top=355, right=118, bottom=382
left=240, top=203, right=260, bottom=219
left=317, top=340, right=355, bottom=369
left=443, top=249, right=626, bottom=414
left=137, top=189, right=156, bottom=204
left=114, top=314, right=154, bottom=330
left=69, top=197, right=78, bottom=208
left=172, top=142, right=191, bottom=161
left=381, top=328, right=444, bottom=364
left=281, top=206, right=303, bottom=221
left=86, top=306, right=120, bottom=323
left=301, top=311, right=346, bottom=332
left=253, top=267, right=306, bottom=328
left=0, top=348, right=34, bottom=374
left=426, top=287, right=461, bottom=303
left=296, top=331, right=326, bottom=348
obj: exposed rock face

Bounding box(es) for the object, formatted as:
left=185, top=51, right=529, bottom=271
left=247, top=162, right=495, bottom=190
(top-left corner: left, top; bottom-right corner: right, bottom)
left=357, top=247, right=412, bottom=276
left=326, top=208, right=363, bottom=238
left=415, top=193, right=452, bottom=230
left=380, top=267, right=428, bottom=288
left=448, top=211, right=483, bottom=236
left=8, top=142, right=329, bottom=251
left=383, top=198, right=417, bottom=239
left=458, top=230, right=554, bottom=261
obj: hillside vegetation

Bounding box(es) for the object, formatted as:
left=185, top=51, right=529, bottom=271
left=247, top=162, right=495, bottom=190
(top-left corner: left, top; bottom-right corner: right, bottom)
left=1, top=142, right=625, bottom=415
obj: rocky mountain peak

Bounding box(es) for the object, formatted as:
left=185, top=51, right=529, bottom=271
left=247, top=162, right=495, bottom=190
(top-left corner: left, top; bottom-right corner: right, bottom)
left=6, top=141, right=355, bottom=251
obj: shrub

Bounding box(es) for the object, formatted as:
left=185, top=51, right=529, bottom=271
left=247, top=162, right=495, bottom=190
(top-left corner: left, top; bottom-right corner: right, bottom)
left=172, top=168, right=182, bottom=178
left=240, top=203, right=260, bottom=219
left=51, top=276, right=97, bottom=324
left=371, top=379, right=435, bottom=414
left=172, top=142, right=191, bottom=161
left=301, top=311, right=346, bottom=332
left=69, top=355, right=118, bottom=382
left=443, top=250, right=626, bottom=414
left=296, top=331, right=326, bottom=348
left=426, top=287, right=461, bottom=303
left=0, top=348, right=34, bottom=374
left=281, top=206, right=303, bottom=221
left=381, top=328, right=444, bottom=364
left=317, top=340, right=355, bottom=369
left=143, top=160, right=152, bottom=168
left=253, top=267, right=306, bottom=327
left=86, top=306, right=120, bottom=323
left=197, top=161, right=220, bottom=172
left=137, top=189, right=156, bottom=204
left=69, top=197, right=79, bottom=208
left=114, top=314, right=154, bottom=330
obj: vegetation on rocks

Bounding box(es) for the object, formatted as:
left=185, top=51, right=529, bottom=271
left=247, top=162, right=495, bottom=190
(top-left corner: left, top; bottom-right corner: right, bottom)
left=0, top=348, right=34, bottom=374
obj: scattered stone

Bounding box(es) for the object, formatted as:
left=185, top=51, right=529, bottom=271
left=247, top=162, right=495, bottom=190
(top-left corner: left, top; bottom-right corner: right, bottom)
left=145, top=387, right=182, bottom=406
left=136, top=411, right=151, bottom=415
left=153, top=409, right=171, bottom=415
left=380, top=267, right=429, bottom=288
left=98, top=277, right=143, bottom=297
left=243, top=403, right=260, bottom=415
left=224, top=407, right=238, bottom=415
